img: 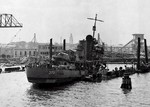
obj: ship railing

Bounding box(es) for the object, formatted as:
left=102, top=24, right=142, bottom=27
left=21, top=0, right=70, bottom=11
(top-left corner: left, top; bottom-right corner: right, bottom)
left=26, top=62, right=77, bottom=71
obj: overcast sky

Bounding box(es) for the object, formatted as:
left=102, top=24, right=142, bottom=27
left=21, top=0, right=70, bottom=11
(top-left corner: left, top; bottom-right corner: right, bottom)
left=0, top=0, right=150, bottom=45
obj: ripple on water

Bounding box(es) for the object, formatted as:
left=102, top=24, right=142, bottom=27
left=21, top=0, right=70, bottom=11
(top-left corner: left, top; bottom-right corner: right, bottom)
left=1, top=71, right=150, bottom=107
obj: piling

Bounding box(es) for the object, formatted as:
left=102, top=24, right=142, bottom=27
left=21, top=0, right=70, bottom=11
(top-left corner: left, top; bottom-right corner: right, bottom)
left=144, top=39, right=148, bottom=63
left=121, top=73, right=132, bottom=89
left=63, top=39, right=66, bottom=51
left=137, top=37, right=141, bottom=70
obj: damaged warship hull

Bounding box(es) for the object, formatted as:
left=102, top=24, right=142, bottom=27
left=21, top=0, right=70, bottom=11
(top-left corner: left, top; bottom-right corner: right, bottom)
left=26, top=67, right=86, bottom=84
left=26, top=14, right=105, bottom=84
left=26, top=38, right=87, bottom=84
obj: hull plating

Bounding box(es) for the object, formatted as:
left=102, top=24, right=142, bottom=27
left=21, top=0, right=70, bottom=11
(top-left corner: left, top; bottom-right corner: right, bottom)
left=26, top=66, right=86, bottom=84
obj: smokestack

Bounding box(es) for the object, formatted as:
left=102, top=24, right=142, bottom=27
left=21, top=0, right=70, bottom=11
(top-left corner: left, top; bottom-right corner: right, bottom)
left=137, top=37, right=141, bottom=70
left=63, top=39, right=66, bottom=51
left=86, top=35, right=93, bottom=60
left=49, top=38, right=52, bottom=68
left=144, top=39, right=148, bottom=63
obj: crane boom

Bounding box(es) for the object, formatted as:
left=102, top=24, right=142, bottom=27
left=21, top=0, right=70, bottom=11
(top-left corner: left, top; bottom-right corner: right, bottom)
left=5, top=29, right=21, bottom=48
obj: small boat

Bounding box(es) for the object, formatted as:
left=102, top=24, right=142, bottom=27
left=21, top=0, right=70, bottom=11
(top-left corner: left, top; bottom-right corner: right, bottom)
left=0, top=63, right=25, bottom=73
left=83, top=73, right=102, bottom=82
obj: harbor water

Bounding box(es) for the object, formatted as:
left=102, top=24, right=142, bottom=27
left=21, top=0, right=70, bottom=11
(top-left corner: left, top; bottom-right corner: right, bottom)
left=0, top=64, right=150, bottom=107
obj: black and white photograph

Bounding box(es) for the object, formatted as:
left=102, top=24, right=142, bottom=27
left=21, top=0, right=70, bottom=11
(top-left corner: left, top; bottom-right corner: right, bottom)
left=0, top=0, right=150, bottom=107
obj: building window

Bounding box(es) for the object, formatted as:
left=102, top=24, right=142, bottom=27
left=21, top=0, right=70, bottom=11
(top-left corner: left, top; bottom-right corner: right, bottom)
left=39, top=46, right=41, bottom=49
left=29, top=51, right=31, bottom=56
left=34, top=51, right=36, bottom=56
left=15, top=51, right=17, bottom=56
left=20, top=51, right=22, bottom=56
left=25, top=51, right=27, bottom=56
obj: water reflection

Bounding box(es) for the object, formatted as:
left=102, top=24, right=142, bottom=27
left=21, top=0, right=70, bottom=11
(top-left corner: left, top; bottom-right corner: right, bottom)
left=122, top=88, right=131, bottom=95
left=26, top=83, right=74, bottom=98
left=25, top=81, right=102, bottom=107
left=1, top=68, right=150, bottom=107
left=26, top=82, right=78, bottom=104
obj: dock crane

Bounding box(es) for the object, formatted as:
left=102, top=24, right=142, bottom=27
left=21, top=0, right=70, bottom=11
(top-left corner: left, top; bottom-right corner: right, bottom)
left=0, top=14, right=22, bottom=59
left=0, top=14, right=22, bottom=28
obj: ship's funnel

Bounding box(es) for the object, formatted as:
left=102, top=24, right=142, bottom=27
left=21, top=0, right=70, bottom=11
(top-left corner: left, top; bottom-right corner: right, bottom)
left=86, top=35, right=93, bottom=60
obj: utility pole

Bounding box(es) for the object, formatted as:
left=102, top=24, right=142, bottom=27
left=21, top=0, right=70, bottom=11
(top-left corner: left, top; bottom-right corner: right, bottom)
left=87, top=14, right=104, bottom=38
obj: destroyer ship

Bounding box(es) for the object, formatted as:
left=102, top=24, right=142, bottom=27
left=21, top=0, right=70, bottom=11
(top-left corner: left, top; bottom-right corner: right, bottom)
left=26, top=14, right=105, bottom=84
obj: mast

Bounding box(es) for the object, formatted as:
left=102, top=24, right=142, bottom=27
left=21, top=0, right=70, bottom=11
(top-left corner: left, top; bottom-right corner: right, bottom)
left=87, top=14, right=104, bottom=38
left=98, top=33, right=100, bottom=44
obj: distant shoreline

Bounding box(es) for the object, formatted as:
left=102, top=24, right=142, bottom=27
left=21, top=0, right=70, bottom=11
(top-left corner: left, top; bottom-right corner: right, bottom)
left=106, top=62, right=134, bottom=64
